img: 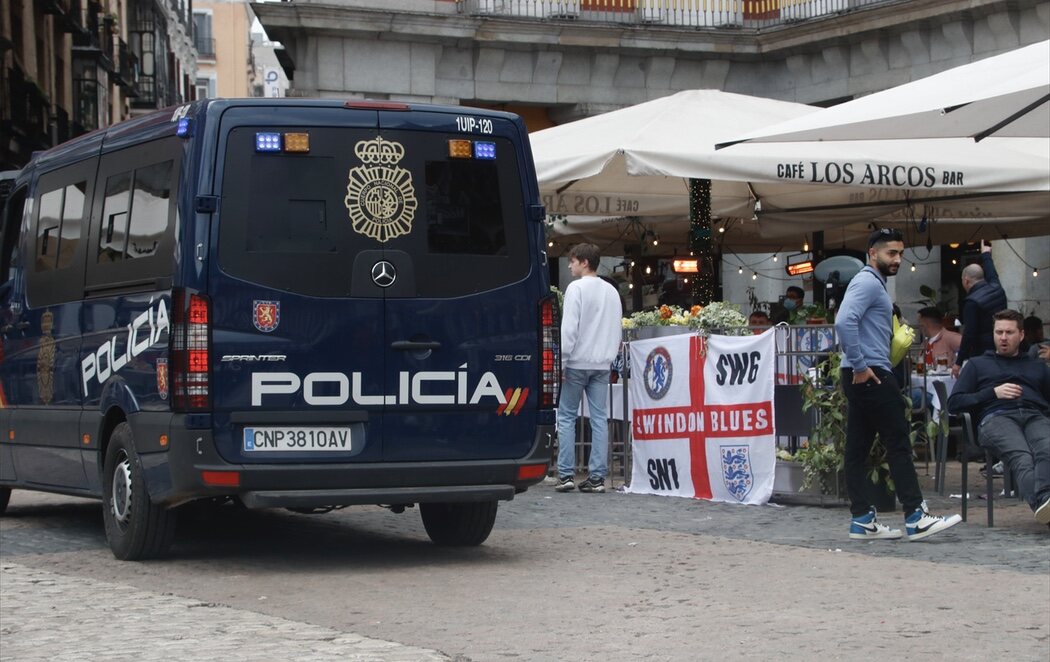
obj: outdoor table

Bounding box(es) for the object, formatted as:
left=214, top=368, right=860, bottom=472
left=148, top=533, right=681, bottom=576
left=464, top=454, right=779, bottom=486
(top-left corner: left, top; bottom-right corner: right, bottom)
left=913, top=371, right=957, bottom=418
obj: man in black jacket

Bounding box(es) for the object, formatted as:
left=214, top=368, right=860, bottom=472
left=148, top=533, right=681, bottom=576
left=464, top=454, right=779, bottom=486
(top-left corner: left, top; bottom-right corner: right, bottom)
left=952, top=240, right=1007, bottom=377
left=948, top=309, right=1050, bottom=525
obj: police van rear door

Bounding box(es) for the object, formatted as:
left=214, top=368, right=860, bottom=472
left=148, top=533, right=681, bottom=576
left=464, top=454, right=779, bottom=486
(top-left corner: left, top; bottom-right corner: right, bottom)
left=372, top=110, right=538, bottom=462
left=213, top=106, right=388, bottom=463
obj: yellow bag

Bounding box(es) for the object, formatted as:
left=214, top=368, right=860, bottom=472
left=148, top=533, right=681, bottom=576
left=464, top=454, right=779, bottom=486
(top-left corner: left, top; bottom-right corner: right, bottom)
left=891, top=315, right=915, bottom=367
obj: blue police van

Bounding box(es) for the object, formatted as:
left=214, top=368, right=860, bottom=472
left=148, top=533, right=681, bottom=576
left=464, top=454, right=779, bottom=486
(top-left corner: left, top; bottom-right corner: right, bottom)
left=0, top=99, right=559, bottom=559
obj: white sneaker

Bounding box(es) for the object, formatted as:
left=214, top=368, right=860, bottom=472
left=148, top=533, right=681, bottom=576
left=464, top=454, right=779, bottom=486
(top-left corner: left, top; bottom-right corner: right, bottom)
left=849, top=509, right=903, bottom=540
left=1035, top=499, right=1050, bottom=525
left=905, top=501, right=962, bottom=541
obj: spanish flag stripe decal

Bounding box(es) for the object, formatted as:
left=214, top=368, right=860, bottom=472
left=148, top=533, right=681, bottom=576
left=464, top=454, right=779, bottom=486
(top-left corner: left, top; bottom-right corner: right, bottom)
left=496, top=388, right=515, bottom=416
left=512, top=387, right=530, bottom=415
left=503, top=388, right=523, bottom=416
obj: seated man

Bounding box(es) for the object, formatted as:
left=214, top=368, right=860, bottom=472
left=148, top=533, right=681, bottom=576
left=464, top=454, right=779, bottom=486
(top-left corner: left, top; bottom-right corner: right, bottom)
left=748, top=310, right=770, bottom=334
left=917, top=306, right=961, bottom=369
left=947, top=309, right=1050, bottom=525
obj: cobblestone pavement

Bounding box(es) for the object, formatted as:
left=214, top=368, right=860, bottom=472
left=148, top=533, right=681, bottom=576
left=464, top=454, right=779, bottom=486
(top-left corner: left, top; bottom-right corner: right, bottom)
left=1, top=466, right=1048, bottom=661
left=0, top=563, right=448, bottom=662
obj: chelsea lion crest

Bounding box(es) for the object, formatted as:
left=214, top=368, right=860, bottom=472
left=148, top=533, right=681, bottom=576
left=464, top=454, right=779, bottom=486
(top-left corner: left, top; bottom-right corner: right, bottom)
left=642, top=346, right=673, bottom=400
left=344, top=136, right=417, bottom=243
left=720, top=445, right=753, bottom=501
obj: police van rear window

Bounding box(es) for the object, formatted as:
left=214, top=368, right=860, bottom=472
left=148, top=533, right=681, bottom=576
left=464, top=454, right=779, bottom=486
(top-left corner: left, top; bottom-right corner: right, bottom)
left=218, top=127, right=529, bottom=298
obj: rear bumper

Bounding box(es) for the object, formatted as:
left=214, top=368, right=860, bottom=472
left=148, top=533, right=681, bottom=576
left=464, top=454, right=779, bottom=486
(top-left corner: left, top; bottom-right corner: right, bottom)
left=140, top=417, right=554, bottom=508
left=240, top=485, right=515, bottom=509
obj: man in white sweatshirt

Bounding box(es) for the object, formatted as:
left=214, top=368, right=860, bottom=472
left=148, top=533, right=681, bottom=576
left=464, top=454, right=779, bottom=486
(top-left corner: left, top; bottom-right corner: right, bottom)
left=555, top=244, right=624, bottom=493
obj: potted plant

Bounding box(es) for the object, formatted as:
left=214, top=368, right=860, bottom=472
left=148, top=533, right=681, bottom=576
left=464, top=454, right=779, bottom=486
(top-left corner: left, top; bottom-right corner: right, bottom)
left=792, top=301, right=829, bottom=325
left=621, top=302, right=750, bottom=339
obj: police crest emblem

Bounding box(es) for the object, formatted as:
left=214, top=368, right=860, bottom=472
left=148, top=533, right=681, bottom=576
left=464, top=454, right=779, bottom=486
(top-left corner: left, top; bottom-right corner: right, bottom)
left=720, top=445, right=754, bottom=501
left=253, top=300, right=280, bottom=333
left=642, top=346, right=673, bottom=400
left=344, top=136, right=417, bottom=243
left=36, top=310, right=56, bottom=404
left=156, top=358, right=169, bottom=400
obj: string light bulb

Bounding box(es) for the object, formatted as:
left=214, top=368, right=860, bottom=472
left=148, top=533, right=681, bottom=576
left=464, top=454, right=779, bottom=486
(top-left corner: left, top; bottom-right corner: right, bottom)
left=645, top=265, right=651, bottom=275
left=910, top=263, right=916, bottom=272
left=548, top=240, right=554, bottom=248
left=718, top=226, right=725, bottom=234
left=803, top=236, right=810, bottom=252
left=738, top=266, right=743, bottom=275
left=751, top=272, right=758, bottom=280
left=1034, top=269, right=1039, bottom=278
left=772, top=254, right=778, bottom=262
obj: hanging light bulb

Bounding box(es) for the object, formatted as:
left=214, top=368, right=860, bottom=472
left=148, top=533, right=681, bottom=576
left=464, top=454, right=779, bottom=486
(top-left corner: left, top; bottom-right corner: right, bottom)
left=772, top=254, right=778, bottom=262
left=910, top=263, right=916, bottom=272
left=628, top=282, right=634, bottom=289
left=645, top=265, right=651, bottom=275
left=652, top=237, right=659, bottom=246
left=738, top=266, right=743, bottom=275
left=803, top=237, right=810, bottom=252
left=548, top=240, right=554, bottom=248
left=751, top=272, right=758, bottom=280
left=1034, top=269, right=1039, bottom=278
left=718, top=226, right=725, bottom=234
left=951, top=258, right=958, bottom=265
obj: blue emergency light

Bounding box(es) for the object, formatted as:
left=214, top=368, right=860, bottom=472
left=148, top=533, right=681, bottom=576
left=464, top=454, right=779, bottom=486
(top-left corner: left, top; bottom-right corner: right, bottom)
left=255, top=132, right=282, bottom=152
left=176, top=117, right=193, bottom=138
left=473, top=141, right=496, bottom=160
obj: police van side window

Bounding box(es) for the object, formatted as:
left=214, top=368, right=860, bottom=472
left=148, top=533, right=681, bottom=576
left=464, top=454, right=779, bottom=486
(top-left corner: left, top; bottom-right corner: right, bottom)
left=26, top=159, right=95, bottom=307
left=86, top=139, right=182, bottom=293
left=35, top=181, right=87, bottom=272
left=98, top=161, right=173, bottom=263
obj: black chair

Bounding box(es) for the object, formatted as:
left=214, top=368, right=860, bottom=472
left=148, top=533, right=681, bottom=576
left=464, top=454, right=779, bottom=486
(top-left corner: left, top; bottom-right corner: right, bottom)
left=933, top=380, right=995, bottom=526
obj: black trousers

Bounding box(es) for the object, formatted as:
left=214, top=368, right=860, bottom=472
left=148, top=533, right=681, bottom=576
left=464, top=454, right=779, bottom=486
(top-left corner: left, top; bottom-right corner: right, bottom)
left=842, top=367, right=924, bottom=516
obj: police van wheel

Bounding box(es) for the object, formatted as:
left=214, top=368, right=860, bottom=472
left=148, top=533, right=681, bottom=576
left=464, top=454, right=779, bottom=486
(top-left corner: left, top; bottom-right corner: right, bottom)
left=419, top=500, right=498, bottom=546
left=0, top=487, right=10, bottom=515
left=102, top=423, right=176, bottom=560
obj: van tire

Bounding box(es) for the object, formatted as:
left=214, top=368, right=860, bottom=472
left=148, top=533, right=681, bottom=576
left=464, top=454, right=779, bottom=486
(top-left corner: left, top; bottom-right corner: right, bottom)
left=102, top=423, right=176, bottom=560
left=0, top=487, right=10, bottom=515
left=420, top=500, right=498, bottom=546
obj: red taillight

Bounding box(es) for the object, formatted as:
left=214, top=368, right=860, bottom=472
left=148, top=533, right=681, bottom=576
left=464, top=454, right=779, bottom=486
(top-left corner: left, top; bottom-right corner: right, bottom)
left=201, top=470, right=240, bottom=487
left=540, top=297, right=561, bottom=408
left=172, top=289, right=211, bottom=411
left=517, top=463, right=548, bottom=481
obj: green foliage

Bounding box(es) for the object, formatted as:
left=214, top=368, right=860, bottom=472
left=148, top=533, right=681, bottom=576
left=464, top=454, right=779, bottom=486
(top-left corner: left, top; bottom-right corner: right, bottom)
left=790, top=302, right=829, bottom=325
left=798, top=352, right=847, bottom=491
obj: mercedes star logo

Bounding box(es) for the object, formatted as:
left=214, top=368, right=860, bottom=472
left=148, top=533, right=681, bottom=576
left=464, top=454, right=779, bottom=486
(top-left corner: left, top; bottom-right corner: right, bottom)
left=371, top=260, right=397, bottom=288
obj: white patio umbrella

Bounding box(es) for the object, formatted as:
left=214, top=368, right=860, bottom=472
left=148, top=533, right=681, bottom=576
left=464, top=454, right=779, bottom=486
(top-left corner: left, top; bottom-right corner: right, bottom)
left=532, top=90, right=1050, bottom=256
left=717, top=40, right=1050, bottom=147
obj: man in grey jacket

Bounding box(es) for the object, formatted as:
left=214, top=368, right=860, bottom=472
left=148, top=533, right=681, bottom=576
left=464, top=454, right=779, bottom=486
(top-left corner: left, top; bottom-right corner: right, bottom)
left=555, top=244, right=624, bottom=493
left=835, top=228, right=961, bottom=541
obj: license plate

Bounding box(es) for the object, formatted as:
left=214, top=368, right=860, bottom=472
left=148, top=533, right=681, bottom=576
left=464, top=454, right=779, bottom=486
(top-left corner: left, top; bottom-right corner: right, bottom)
left=243, top=427, right=353, bottom=452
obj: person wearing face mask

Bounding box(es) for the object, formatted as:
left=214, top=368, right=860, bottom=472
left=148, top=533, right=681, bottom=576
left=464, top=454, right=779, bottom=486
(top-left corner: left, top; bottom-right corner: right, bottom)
left=770, top=286, right=805, bottom=324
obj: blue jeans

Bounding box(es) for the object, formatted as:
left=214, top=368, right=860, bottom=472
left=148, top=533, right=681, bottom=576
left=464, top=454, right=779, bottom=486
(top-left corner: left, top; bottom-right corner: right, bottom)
left=556, top=368, right=610, bottom=479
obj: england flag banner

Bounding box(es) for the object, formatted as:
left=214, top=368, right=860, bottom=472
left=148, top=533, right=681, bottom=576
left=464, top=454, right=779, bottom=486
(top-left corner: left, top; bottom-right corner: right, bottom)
left=626, top=329, right=776, bottom=505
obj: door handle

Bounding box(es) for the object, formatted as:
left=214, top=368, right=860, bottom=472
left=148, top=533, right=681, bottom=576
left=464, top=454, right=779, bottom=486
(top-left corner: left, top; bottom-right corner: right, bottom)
left=391, top=340, right=442, bottom=351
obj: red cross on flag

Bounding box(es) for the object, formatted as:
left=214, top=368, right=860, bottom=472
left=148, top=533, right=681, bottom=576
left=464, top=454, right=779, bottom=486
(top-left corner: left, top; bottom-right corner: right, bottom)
left=627, top=330, right=777, bottom=505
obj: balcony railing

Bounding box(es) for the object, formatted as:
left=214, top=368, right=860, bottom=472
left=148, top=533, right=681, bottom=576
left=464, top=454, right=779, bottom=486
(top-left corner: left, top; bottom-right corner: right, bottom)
left=195, top=36, right=216, bottom=57
left=459, top=0, right=890, bottom=29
